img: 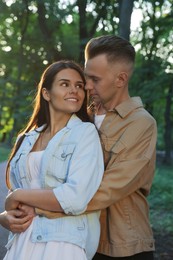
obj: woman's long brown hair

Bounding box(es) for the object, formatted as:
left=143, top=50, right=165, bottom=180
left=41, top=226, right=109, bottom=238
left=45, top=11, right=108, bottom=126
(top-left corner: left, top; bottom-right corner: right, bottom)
left=6, top=60, right=90, bottom=189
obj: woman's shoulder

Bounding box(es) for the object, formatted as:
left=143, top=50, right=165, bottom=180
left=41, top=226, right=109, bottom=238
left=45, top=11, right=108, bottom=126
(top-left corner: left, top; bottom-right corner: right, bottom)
left=76, top=120, right=97, bottom=132
left=69, top=114, right=96, bottom=130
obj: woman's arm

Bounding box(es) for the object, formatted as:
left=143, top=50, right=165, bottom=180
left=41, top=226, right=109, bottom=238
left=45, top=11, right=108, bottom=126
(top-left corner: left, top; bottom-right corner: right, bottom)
left=6, top=124, right=103, bottom=217
left=5, top=189, right=64, bottom=212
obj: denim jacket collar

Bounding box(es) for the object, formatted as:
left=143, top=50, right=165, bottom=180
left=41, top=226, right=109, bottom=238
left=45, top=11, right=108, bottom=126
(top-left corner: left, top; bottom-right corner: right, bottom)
left=24, top=114, right=81, bottom=137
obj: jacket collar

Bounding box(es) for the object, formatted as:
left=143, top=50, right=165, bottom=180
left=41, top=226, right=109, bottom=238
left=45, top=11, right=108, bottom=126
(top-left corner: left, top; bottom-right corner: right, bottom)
left=24, top=114, right=81, bottom=137
left=111, top=97, right=144, bottom=118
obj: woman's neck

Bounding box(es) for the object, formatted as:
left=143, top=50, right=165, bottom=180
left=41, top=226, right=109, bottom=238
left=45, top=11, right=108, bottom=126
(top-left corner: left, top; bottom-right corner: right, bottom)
left=31, top=113, right=72, bottom=152
left=48, top=113, right=72, bottom=137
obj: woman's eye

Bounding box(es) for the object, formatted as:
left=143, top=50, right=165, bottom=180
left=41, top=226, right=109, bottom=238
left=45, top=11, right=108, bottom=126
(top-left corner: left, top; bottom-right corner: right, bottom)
left=61, top=82, right=69, bottom=87
left=76, top=84, right=84, bottom=89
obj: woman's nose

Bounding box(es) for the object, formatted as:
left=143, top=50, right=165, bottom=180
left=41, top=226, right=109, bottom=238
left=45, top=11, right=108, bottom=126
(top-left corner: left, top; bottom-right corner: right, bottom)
left=69, top=85, right=77, bottom=93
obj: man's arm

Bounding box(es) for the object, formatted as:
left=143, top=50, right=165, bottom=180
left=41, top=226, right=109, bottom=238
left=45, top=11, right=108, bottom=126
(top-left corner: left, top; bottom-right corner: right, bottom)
left=35, top=208, right=66, bottom=218
left=87, top=116, right=157, bottom=211
left=35, top=115, right=157, bottom=218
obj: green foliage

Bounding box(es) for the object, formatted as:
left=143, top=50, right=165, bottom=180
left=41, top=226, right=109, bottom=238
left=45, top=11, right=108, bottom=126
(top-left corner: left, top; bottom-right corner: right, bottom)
left=130, top=53, right=173, bottom=150
left=0, top=0, right=172, bottom=153
left=130, top=0, right=173, bottom=154
left=148, top=164, right=173, bottom=233
left=0, top=144, right=10, bottom=162
left=0, top=0, right=119, bottom=143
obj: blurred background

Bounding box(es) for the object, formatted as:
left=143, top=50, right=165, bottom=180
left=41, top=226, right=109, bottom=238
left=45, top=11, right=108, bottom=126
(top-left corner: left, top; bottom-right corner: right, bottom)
left=0, top=0, right=172, bottom=259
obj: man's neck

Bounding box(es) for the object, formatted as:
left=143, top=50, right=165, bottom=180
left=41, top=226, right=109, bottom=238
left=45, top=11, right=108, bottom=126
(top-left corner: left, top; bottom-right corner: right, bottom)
left=104, top=93, right=130, bottom=111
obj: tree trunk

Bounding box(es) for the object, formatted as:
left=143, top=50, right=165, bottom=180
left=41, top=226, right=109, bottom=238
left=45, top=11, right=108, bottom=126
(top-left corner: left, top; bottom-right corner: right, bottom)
left=77, top=0, right=88, bottom=63
left=163, top=83, right=173, bottom=165
left=77, top=0, right=112, bottom=63
left=36, top=1, right=60, bottom=61
left=118, top=0, right=134, bottom=40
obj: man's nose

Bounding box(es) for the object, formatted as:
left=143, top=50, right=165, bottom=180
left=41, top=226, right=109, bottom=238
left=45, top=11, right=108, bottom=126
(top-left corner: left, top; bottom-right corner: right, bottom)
left=85, top=79, right=93, bottom=90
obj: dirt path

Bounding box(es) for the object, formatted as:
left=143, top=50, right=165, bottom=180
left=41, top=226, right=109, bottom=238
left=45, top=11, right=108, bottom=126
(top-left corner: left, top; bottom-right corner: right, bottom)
left=0, top=161, right=8, bottom=259
left=154, top=230, right=173, bottom=259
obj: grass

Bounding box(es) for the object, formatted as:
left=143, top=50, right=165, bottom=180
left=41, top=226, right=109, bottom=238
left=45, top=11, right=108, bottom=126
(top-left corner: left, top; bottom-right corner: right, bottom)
left=148, top=164, right=173, bottom=234
left=148, top=164, right=173, bottom=258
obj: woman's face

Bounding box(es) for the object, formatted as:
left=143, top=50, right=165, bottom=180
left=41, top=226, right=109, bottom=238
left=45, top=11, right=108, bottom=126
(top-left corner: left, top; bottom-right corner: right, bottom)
left=43, top=68, right=85, bottom=116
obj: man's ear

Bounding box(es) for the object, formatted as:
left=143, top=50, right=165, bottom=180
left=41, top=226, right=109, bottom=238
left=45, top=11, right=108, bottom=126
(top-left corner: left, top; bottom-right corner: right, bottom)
left=42, top=88, right=50, bottom=101
left=117, top=72, right=128, bottom=88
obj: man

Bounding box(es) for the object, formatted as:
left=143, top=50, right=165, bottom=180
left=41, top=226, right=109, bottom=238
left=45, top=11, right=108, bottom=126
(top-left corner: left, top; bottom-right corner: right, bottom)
left=84, top=35, right=157, bottom=260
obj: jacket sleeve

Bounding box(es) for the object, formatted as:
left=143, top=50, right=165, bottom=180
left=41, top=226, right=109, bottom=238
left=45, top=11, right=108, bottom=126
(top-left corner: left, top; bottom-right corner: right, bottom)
left=53, top=123, right=104, bottom=215
left=86, top=116, right=157, bottom=211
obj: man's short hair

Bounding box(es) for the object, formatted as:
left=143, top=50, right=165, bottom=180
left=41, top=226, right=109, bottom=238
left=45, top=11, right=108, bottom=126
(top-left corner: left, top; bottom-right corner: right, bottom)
left=85, top=35, right=135, bottom=65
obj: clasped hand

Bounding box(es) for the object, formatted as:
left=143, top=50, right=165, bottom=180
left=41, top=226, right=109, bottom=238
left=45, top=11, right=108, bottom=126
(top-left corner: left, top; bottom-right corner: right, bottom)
left=2, top=190, right=35, bottom=233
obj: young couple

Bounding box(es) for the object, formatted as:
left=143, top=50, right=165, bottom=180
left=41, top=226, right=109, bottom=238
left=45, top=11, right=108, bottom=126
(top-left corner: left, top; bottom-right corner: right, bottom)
left=0, top=35, right=157, bottom=260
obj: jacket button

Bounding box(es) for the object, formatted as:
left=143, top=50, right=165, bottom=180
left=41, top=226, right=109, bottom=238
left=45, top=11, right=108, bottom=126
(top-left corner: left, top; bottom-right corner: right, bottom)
left=37, top=235, right=42, bottom=241
left=149, top=242, right=154, bottom=248
left=61, top=153, right=66, bottom=158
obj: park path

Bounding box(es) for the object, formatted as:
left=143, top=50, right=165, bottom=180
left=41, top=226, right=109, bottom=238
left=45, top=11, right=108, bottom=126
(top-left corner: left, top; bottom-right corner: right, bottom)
left=0, top=161, right=8, bottom=260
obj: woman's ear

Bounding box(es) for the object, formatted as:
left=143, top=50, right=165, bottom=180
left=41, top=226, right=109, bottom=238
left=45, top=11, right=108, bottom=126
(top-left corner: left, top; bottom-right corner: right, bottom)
left=42, top=88, right=50, bottom=101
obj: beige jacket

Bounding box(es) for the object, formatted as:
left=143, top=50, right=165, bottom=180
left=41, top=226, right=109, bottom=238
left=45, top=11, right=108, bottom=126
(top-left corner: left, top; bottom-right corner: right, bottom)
left=36, top=97, right=157, bottom=257
left=87, top=97, right=157, bottom=257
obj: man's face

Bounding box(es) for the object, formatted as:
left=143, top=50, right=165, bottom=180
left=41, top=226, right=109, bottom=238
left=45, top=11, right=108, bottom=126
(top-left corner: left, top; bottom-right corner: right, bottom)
left=84, top=54, right=119, bottom=110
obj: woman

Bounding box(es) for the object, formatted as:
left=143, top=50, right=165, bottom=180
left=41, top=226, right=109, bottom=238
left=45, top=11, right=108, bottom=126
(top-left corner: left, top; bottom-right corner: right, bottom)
left=3, top=60, right=104, bottom=260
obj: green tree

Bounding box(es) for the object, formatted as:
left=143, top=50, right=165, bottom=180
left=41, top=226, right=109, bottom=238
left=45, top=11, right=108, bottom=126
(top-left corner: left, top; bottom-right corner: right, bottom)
left=130, top=0, right=173, bottom=164
left=0, top=0, right=172, bottom=161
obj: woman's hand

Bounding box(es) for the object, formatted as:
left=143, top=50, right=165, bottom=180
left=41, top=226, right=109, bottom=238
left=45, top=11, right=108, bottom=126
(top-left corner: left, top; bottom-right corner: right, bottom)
left=18, top=204, right=36, bottom=218
left=3, top=189, right=36, bottom=233
left=0, top=207, right=35, bottom=233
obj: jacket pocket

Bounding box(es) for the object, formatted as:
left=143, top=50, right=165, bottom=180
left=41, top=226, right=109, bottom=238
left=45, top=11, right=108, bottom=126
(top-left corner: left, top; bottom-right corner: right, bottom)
left=111, top=139, right=126, bottom=154
left=46, top=143, right=76, bottom=186
left=101, top=136, right=126, bottom=165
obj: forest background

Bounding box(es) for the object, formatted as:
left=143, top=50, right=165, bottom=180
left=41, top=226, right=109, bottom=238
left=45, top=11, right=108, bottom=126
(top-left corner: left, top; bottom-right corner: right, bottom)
left=0, top=0, right=172, bottom=259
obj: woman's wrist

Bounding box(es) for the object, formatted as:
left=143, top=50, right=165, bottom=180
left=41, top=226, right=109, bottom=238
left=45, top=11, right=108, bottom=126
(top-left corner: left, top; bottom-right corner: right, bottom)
left=12, top=188, right=23, bottom=202
left=5, top=189, right=23, bottom=211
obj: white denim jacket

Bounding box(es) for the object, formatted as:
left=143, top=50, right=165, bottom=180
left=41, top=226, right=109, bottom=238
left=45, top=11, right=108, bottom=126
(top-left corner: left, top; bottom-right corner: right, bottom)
left=7, top=114, right=104, bottom=260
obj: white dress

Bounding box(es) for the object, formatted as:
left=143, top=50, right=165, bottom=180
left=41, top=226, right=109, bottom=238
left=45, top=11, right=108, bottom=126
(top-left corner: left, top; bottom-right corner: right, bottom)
left=4, top=151, right=87, bottom=260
